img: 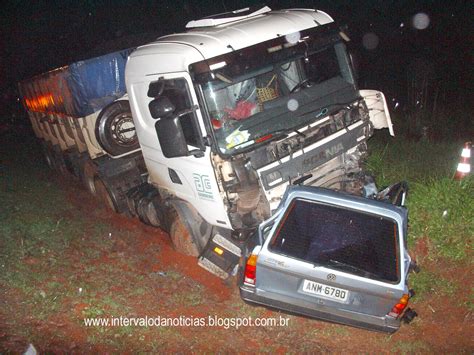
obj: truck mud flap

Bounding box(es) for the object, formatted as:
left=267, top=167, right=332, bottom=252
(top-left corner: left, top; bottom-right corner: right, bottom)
left=198, top=233, right=242, bottom=279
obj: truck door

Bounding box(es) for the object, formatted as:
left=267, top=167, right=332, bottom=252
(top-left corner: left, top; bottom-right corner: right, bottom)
left=130, top=72, right=232, bottom=228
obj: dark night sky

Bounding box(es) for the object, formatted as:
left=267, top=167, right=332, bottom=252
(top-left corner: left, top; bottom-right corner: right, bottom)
left=0, top=0, right=472, bottom=121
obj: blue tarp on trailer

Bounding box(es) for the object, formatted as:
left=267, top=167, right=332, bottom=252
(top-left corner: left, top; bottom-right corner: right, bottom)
left=18, top=48, right=134, bottom=118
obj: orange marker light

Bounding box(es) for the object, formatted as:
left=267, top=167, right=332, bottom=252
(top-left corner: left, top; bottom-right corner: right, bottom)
left=213, top=246, right=224, bottom=256
left=25, top=93, right=64, bottom=113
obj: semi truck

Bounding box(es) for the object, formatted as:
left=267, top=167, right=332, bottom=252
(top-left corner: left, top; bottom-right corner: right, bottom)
left=19, top=7, right=395, bottom=279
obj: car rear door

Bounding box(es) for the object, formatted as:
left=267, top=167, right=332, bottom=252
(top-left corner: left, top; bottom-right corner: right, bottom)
left=254, top=186, right=410, bottom=320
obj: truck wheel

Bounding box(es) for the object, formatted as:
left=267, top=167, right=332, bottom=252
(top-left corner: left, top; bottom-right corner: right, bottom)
left=145, top=200, right=163, bottom=227
left=169, top=210, right=200, bottom=257
left=94, top=177, right=118, bottom=213
left=54, top=152, right=69, bottom=176
left=43, top=148, right=55, bottom=170
left=83, top=161, right=98, bottom=195
left=95, top=101, right=139, bottom=156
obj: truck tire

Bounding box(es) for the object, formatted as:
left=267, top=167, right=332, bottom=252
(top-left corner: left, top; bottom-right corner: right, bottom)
left=95, top=101, right=139, bottom=156
left=169, top=210, right=200, bottom=257
left=94, top=177, right=118, bottom=213
left=145, top=200, right=163, bottom=227
left=83, top=161, right=98, bottom=195
left=43, top=147, right=55, bottom=170
left=136, top=195, right=151, bottom=225
left=53, top=151, right=69, bottom=176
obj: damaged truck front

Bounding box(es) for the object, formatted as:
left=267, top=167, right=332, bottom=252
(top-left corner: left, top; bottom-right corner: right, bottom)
left=19, top=6, right=415, bottom=331
left=195, top=23, right=393, bottom=216
left=126, top=7, right=393, bottom=276
left=19, top=7, right=395, bottom=282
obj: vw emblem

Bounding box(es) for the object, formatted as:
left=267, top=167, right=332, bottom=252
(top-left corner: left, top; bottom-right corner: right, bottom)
left=327, top=273, right=336, bottom=281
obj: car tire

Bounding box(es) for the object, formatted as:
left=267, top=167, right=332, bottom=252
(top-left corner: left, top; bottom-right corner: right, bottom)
left=169, top=210, right=200, bottom=257
left=95, top=101, right=139, bottom=156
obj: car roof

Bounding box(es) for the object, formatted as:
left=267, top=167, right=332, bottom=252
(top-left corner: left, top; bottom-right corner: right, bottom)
left=277, top=185, right=408, bottom=222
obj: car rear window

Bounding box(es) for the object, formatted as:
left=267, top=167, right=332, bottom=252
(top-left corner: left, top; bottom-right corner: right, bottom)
left=269, top=198, right=399, bottom=283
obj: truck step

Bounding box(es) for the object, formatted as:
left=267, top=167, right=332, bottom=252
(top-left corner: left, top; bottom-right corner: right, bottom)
left=198, top=234, right=242, bottom=279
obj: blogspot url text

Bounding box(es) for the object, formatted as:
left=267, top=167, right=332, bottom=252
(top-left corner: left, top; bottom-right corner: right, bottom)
left=84, top=315, right=290, bottom=330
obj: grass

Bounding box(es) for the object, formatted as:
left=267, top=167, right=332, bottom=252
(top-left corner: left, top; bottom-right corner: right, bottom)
left=367, top=133, right=474, bottom=262
left=0, top=136, right=156, bottom=349
left=318, top=324, right=350, bottom=337
left=168, top=284, right=204, bottom=306
left=366, top=134, right=462, bottom=185
left=465, top=289, right=474, bottom=312
left=367, top=133, right=473, bottom=306
left=408, top=178, right=474, bottom=260
left=409, top=271, right=457, bottom=301
left=391, top=339, right=432, bottom=353
left=0, top=136, right=198, bottom=351
left=1, top=129, right=473, bottom=351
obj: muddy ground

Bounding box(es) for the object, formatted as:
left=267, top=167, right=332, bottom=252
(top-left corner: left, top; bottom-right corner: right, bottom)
left=0, top=131, right=473, bottom=353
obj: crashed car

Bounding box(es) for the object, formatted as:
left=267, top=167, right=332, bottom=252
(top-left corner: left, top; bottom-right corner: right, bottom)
left=239, top=185, right=416, bottom=333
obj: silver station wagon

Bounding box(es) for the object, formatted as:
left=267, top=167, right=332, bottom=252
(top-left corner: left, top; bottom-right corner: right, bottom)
left=239, top=185, right=416, bottom=333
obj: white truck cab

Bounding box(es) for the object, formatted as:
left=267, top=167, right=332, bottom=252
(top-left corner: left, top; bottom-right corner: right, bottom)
left=126, top=7, right=393, bottom=277
left=19, top=7, right=393, bottom=279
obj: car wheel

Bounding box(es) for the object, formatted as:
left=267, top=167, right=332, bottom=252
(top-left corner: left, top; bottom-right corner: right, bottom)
left=95, top=101, right=139, bottom=156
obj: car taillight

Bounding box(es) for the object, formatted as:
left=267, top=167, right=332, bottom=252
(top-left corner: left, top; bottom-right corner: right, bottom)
left=244, top=254, right=258, bottom=286
left=388, top=294, right=409, bottom=318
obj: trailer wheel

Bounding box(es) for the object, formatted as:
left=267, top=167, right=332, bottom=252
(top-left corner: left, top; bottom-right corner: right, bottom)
left=169, top=210, right=200, bottom=257
left=94, top=177, right=118, bottom=213
left=43, top=148, right=55, bottom=170
left=54, top=152, right=69, bottom=176
left=95, top=101, right=139, bottom=156
left=83, top=161, right=98, bottom=195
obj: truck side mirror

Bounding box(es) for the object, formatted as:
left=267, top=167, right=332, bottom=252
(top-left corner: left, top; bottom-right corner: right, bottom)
left=149, top=96, right=175, bottom=119
left=155, top=117, right=189, bottom=158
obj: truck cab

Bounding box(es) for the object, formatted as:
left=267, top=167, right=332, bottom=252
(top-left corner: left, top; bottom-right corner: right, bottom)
left=126, top=7, right=393, bottom=276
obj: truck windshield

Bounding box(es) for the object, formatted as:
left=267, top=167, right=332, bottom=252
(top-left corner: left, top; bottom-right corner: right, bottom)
left=192, top=29, right=357, bottom=155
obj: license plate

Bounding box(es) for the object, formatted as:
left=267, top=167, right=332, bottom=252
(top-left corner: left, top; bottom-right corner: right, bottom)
left=302, top=279, right=349, bottom=302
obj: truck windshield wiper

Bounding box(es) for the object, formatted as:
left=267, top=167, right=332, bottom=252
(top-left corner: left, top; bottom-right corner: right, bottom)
left=263, top=128, right=292, bottom=139
left=264, top=126, right=309, bottom=141
left=230, top=129, right=289, bottom=150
